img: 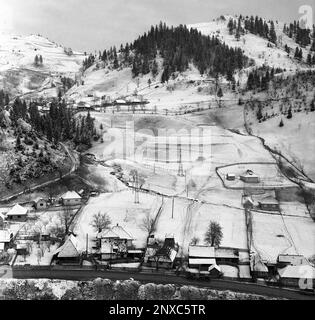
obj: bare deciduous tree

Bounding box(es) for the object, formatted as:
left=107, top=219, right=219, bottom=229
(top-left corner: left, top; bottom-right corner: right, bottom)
left=90, top=212, right=111, bottom=233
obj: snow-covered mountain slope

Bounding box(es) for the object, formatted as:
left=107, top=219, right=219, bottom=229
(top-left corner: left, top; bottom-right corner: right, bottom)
left=0, top=33, right=85, bottom=97
left=67, top=15, right=313, bottom=108
left=188, top=15, right=311, bottom=72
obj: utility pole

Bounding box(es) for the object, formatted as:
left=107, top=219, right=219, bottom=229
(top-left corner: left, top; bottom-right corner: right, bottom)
left=134, top=171, right=140, bottom=204
left=171, top=197, right=175, bottom=219
left=177, top=145, right=184, bottom=177
left=86, top=233, right=88, bottom=256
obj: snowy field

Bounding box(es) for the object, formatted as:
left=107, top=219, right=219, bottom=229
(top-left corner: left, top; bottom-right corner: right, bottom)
left=252, top=112, right=315, bottom=181
left=154, top=198, right=247, bottom=255
left=251, top=210, right=315, bottom=263
left=72, top=190, right=162, bottom=251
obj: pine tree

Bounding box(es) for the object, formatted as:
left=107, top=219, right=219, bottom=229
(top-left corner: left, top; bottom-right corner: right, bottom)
left=287, top=107, right=293, bottom=119
left=269, top=21, right=277, bottom=44
left=34, top=55, right=39, bottom=66
left=279, top=119, right=284, bottom=127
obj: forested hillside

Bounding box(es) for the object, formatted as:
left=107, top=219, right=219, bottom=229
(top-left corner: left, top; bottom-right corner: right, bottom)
left=84, top=22, right=249, bottom=82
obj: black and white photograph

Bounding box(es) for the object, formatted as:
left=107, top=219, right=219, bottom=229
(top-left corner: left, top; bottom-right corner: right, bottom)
left=0, top=0, right=314, bottom=310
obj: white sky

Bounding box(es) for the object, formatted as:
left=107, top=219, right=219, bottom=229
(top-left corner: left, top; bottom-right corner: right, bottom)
left=1, top=0, right=314, bottom=52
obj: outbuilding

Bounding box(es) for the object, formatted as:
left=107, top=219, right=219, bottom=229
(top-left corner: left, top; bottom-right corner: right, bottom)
left=240, top=170, right=260, bottom=183
left=226, top=173, right=236, bottom=181
left=34, top=198, right=47, bottom=210
left=60, top=191, right=82, bottom=206
left=258, top=196, right=280, bottom=211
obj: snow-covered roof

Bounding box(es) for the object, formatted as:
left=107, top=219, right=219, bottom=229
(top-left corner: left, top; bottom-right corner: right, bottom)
left=0, top=230, right=11, bottom=243
left=278, top=265, right=315, bottom=279
left=189, top=245, right=215, bottom=258
left=100, top=225, right=133, bottom=241
left=278, top=254, right=310, bottom=266
left=7, top=204, right=28, bottom=216
left=101, top=229, right=120, bottom=239
left=61, top=191, right=81, bottom=200
left=115, top=99, right=126, bottom=104
left=258, top=196, right=279, bottom=205
left=215, top=248, right=239, bottom=259
left=189, top=258, right=216, bottom=265
left=55, top=235, right=80, bottom=258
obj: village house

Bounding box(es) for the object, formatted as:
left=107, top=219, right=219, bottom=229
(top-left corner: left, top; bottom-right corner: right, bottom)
left=188, top=245, right=216, bottom=271
left=145, top=236, right=178, bottom=269
left=53, top=235, right=80, bottom=265
left=6, top=204, right=28, bottom=222
left=240, top=170, right=260, bottom=183
left=98, top=224, right=134, bottom=261
left=187, top=245, right=223, bottom=277
left=60, top=191, right=82, bottom=206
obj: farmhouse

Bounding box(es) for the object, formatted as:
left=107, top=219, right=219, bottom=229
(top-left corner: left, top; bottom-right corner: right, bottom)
left=60, top=191, right=82, bottom=206
left=145, top=236, right=178, bottom=269
left=240, top=170, right=260, bottom=183
left=154, top=236, right=178, bottom=269
left=98, top=224, right=133, bottom=260
left=258, top=195, right=280, bottom=211
left=54, top=235, right=80, bottom=264
left=6, top=204, right=28, bottom=222
left=188, top=245, right=216, bottom=271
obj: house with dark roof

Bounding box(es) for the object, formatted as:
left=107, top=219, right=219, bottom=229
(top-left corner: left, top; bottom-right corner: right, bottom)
left=145, top=235, right=178, bottom=269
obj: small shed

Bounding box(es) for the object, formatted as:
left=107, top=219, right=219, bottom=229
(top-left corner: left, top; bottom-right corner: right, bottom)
left=6, top=204, right=28, bottom=222
left=208, top=264, right=222, bottom=277
left=60, top=191, right=82, bottom=206
left=226, top=173, right=236, bottom=181
left=35, top=198, right=47, bottom=210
